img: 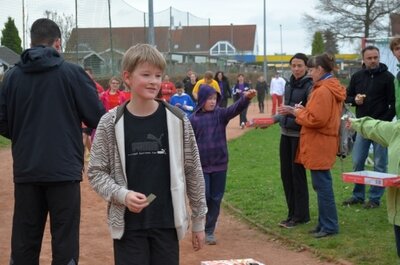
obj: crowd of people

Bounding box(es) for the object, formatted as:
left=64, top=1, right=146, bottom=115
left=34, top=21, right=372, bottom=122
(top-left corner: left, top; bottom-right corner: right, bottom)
left=2, top=17, right=400, bottom=264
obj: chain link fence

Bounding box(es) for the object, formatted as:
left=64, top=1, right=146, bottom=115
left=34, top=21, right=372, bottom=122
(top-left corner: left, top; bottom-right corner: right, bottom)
left=1, top=0, right=273, bottom=86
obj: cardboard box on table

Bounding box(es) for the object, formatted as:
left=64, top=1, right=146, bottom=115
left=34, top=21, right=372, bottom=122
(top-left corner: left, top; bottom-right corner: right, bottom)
left=342, top=170, right=400, bottom=187
left=201, top=258, right=264, bottom=265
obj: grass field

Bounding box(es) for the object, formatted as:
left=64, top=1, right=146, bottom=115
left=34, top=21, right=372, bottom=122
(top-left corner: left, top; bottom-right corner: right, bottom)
left=0, top=135, right=10, bottom=148
left=225, top=125, right=398, bottom=265
left=1, top=116, right=397, bottom=264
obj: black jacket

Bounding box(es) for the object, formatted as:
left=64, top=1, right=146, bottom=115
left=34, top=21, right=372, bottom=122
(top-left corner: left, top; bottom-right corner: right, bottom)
left=217, top=78, right=231, bottom=99
left=278, top=74, right=313, bottom=134
left=346, top=63, right=395, bottom=121
left=0, top=46, right=105, bottom=183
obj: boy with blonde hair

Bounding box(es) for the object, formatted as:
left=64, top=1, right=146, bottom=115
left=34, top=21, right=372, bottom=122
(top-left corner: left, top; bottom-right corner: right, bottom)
left=88, top=44, right=207, bottom=265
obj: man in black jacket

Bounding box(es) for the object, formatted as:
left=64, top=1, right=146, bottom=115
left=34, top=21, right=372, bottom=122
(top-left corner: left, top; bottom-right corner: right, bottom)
left=343, top=45, right=395, bottom=209
left=0, top=18, right=105, bottom=265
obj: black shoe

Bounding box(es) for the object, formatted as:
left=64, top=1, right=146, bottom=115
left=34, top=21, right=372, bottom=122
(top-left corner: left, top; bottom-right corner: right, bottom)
left=279, top=220, right=297, bottom=229
left=342, top=197, right=364, bottom=206
left=363, top=200, right=380, bottom=209
left=308, top=227, right=320, bottom=234
left=312, top=231, right=336, bottom=238
left=279, top=219, right=309, bottom=229
left=278, top=218, right=291, bottom=227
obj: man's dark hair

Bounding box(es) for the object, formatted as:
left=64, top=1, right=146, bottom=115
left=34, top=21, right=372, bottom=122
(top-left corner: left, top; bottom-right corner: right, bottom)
left=30, top=18, right=61, bottom=47
left=361, top=45, right=379, bottom=57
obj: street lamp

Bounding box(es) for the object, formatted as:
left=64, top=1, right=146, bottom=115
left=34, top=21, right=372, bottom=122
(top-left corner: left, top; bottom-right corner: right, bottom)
left=280, top=24, right=283, bottom=73
left=263, top=0, right=267, bottom=83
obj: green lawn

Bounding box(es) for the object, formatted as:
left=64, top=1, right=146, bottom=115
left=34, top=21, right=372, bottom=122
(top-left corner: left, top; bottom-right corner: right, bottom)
left=0, top=135, right=10, bottom=148
left=226, top=125, right=398, bottom=265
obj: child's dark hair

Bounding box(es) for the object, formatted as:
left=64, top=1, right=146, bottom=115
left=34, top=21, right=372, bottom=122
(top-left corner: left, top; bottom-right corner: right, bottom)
left=30, top=18, right=61, bottom=47
left=307, top=53, right=336, bottom=72
left=175, top=81, right=184, bottom=89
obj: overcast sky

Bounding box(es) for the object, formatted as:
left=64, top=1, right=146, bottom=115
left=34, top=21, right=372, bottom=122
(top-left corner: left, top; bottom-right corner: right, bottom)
left=1, top=0, right=359, bottom=55
left=126, top=0, right=320, bottom=55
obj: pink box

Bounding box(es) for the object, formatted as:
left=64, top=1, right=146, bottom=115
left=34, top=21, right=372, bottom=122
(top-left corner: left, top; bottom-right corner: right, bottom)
left=342, top=170, right=400, bottom=187
left=201, top=258, right=264, bottom=265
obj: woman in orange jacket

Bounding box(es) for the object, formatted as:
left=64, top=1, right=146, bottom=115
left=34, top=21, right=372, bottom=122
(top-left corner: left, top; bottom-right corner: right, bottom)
left=281, top=53, right=346, bottom=238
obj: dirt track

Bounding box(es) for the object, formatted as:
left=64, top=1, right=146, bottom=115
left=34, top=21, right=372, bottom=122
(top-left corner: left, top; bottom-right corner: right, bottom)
left=0, top=101, right=343, bottom=264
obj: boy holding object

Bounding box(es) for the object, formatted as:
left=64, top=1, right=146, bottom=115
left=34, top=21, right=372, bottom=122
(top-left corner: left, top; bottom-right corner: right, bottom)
left=189, top=84, right=256, bottom=245
left=346, top=116, right=400, bottom=257
left=87, top=44, right=207, bottom=265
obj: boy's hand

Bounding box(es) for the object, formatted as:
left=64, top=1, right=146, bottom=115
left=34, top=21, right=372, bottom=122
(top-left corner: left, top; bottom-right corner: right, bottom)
left=192, top=231, right=205, bottom=251
left=243, top=89, right=257, bottom=99
left=125, top=191, right=149, bottom=213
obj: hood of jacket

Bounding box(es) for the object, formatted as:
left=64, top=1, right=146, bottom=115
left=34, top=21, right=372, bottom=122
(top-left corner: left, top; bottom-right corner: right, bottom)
left=17, top=45, right=63, bottom=73
left=194, top=84, right=221, bottom=113
left=362, top=62, right=388, bottom=76
left=289, top=74, right=312, bottom=89
left=314, top=77, right=346, bottom=103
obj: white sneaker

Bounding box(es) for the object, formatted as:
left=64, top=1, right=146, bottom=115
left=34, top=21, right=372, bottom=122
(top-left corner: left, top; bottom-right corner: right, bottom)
left=240, top=122, right=245, bottom=129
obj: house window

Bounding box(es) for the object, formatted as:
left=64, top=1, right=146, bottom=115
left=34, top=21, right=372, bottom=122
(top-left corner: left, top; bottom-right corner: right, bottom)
left=210, top=41, right=236, bottom=56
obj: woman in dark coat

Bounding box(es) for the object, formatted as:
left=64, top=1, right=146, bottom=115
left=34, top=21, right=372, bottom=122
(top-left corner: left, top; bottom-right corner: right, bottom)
left=214, top=71, right=231, bottom=108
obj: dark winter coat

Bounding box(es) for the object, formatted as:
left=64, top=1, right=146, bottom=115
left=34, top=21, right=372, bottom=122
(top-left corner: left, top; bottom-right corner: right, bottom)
left=346, top=63, right=395, bottom=121
left=0, top=45, right=105, bottom=183
left=276, top=75, right=313, bottom=136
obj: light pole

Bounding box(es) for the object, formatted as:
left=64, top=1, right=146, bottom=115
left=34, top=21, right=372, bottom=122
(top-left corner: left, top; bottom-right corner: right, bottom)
left=263, top=0, right=267, bottom=83
left=148, top=0, right=155, bottom=45
left=280, top=24, right=283, bottom=73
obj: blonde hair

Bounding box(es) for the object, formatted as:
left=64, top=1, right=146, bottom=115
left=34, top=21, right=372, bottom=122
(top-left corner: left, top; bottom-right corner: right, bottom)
left=121, top=44, right=166, bottom=73
left=390, top=35, right=400, bottom=51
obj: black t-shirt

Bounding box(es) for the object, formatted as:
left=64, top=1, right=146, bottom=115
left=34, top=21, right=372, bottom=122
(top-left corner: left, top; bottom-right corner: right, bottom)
left=123, top=103, right=174, bottom=230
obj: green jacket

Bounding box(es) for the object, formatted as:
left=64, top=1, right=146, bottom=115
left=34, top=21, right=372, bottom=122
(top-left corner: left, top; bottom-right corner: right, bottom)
left=351, top=117, right=400, bottom=226
left=395, top=77, right=400, bottom=119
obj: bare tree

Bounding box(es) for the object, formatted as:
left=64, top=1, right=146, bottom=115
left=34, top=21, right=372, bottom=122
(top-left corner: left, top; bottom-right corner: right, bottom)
left=44, top=10, right=74, bottom=52
left=303, top=0, right=400, bottom=43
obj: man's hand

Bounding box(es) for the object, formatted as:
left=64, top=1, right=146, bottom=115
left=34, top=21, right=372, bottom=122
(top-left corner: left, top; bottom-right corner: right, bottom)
left=355, top=94, right=366, bottom=105
left=192, top=231, right=205, bottom=251
left=125, top=191, right=149, bottom=213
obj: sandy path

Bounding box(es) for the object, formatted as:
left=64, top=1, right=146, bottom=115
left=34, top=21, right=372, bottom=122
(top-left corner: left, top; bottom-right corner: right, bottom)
left=0, top=100, right=345, bottom=264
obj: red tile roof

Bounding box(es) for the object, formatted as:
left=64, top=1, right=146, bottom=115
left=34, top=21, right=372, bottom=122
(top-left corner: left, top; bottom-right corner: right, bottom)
left=66, top=25, right=256, bottom=55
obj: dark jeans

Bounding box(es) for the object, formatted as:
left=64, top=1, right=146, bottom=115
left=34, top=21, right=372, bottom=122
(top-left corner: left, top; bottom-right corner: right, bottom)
left=280, top=135, right=310, bottom=223
left=352, top=133, right=387, bottom=204
left=204, top=171, right=227, bottom=235
left=239, top=107, right=248, bottom=125
left=11, top=182, right=80, bottom=265
left=234, top=96, right=248, bottom=125
left=310, top=170, right=339, bottom=234
left=395, top=225, right=400, bottom=257
left=114, top=228, right=178, bottom=265
left=257, top=94, right=265, bottom=112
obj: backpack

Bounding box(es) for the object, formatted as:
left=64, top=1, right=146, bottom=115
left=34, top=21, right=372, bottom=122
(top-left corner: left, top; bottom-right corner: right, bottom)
left=337, top=103, right=356, bottom=159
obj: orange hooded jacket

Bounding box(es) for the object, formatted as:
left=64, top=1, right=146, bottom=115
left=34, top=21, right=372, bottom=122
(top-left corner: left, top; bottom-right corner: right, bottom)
left=295, top=77, right=346, bottom=170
